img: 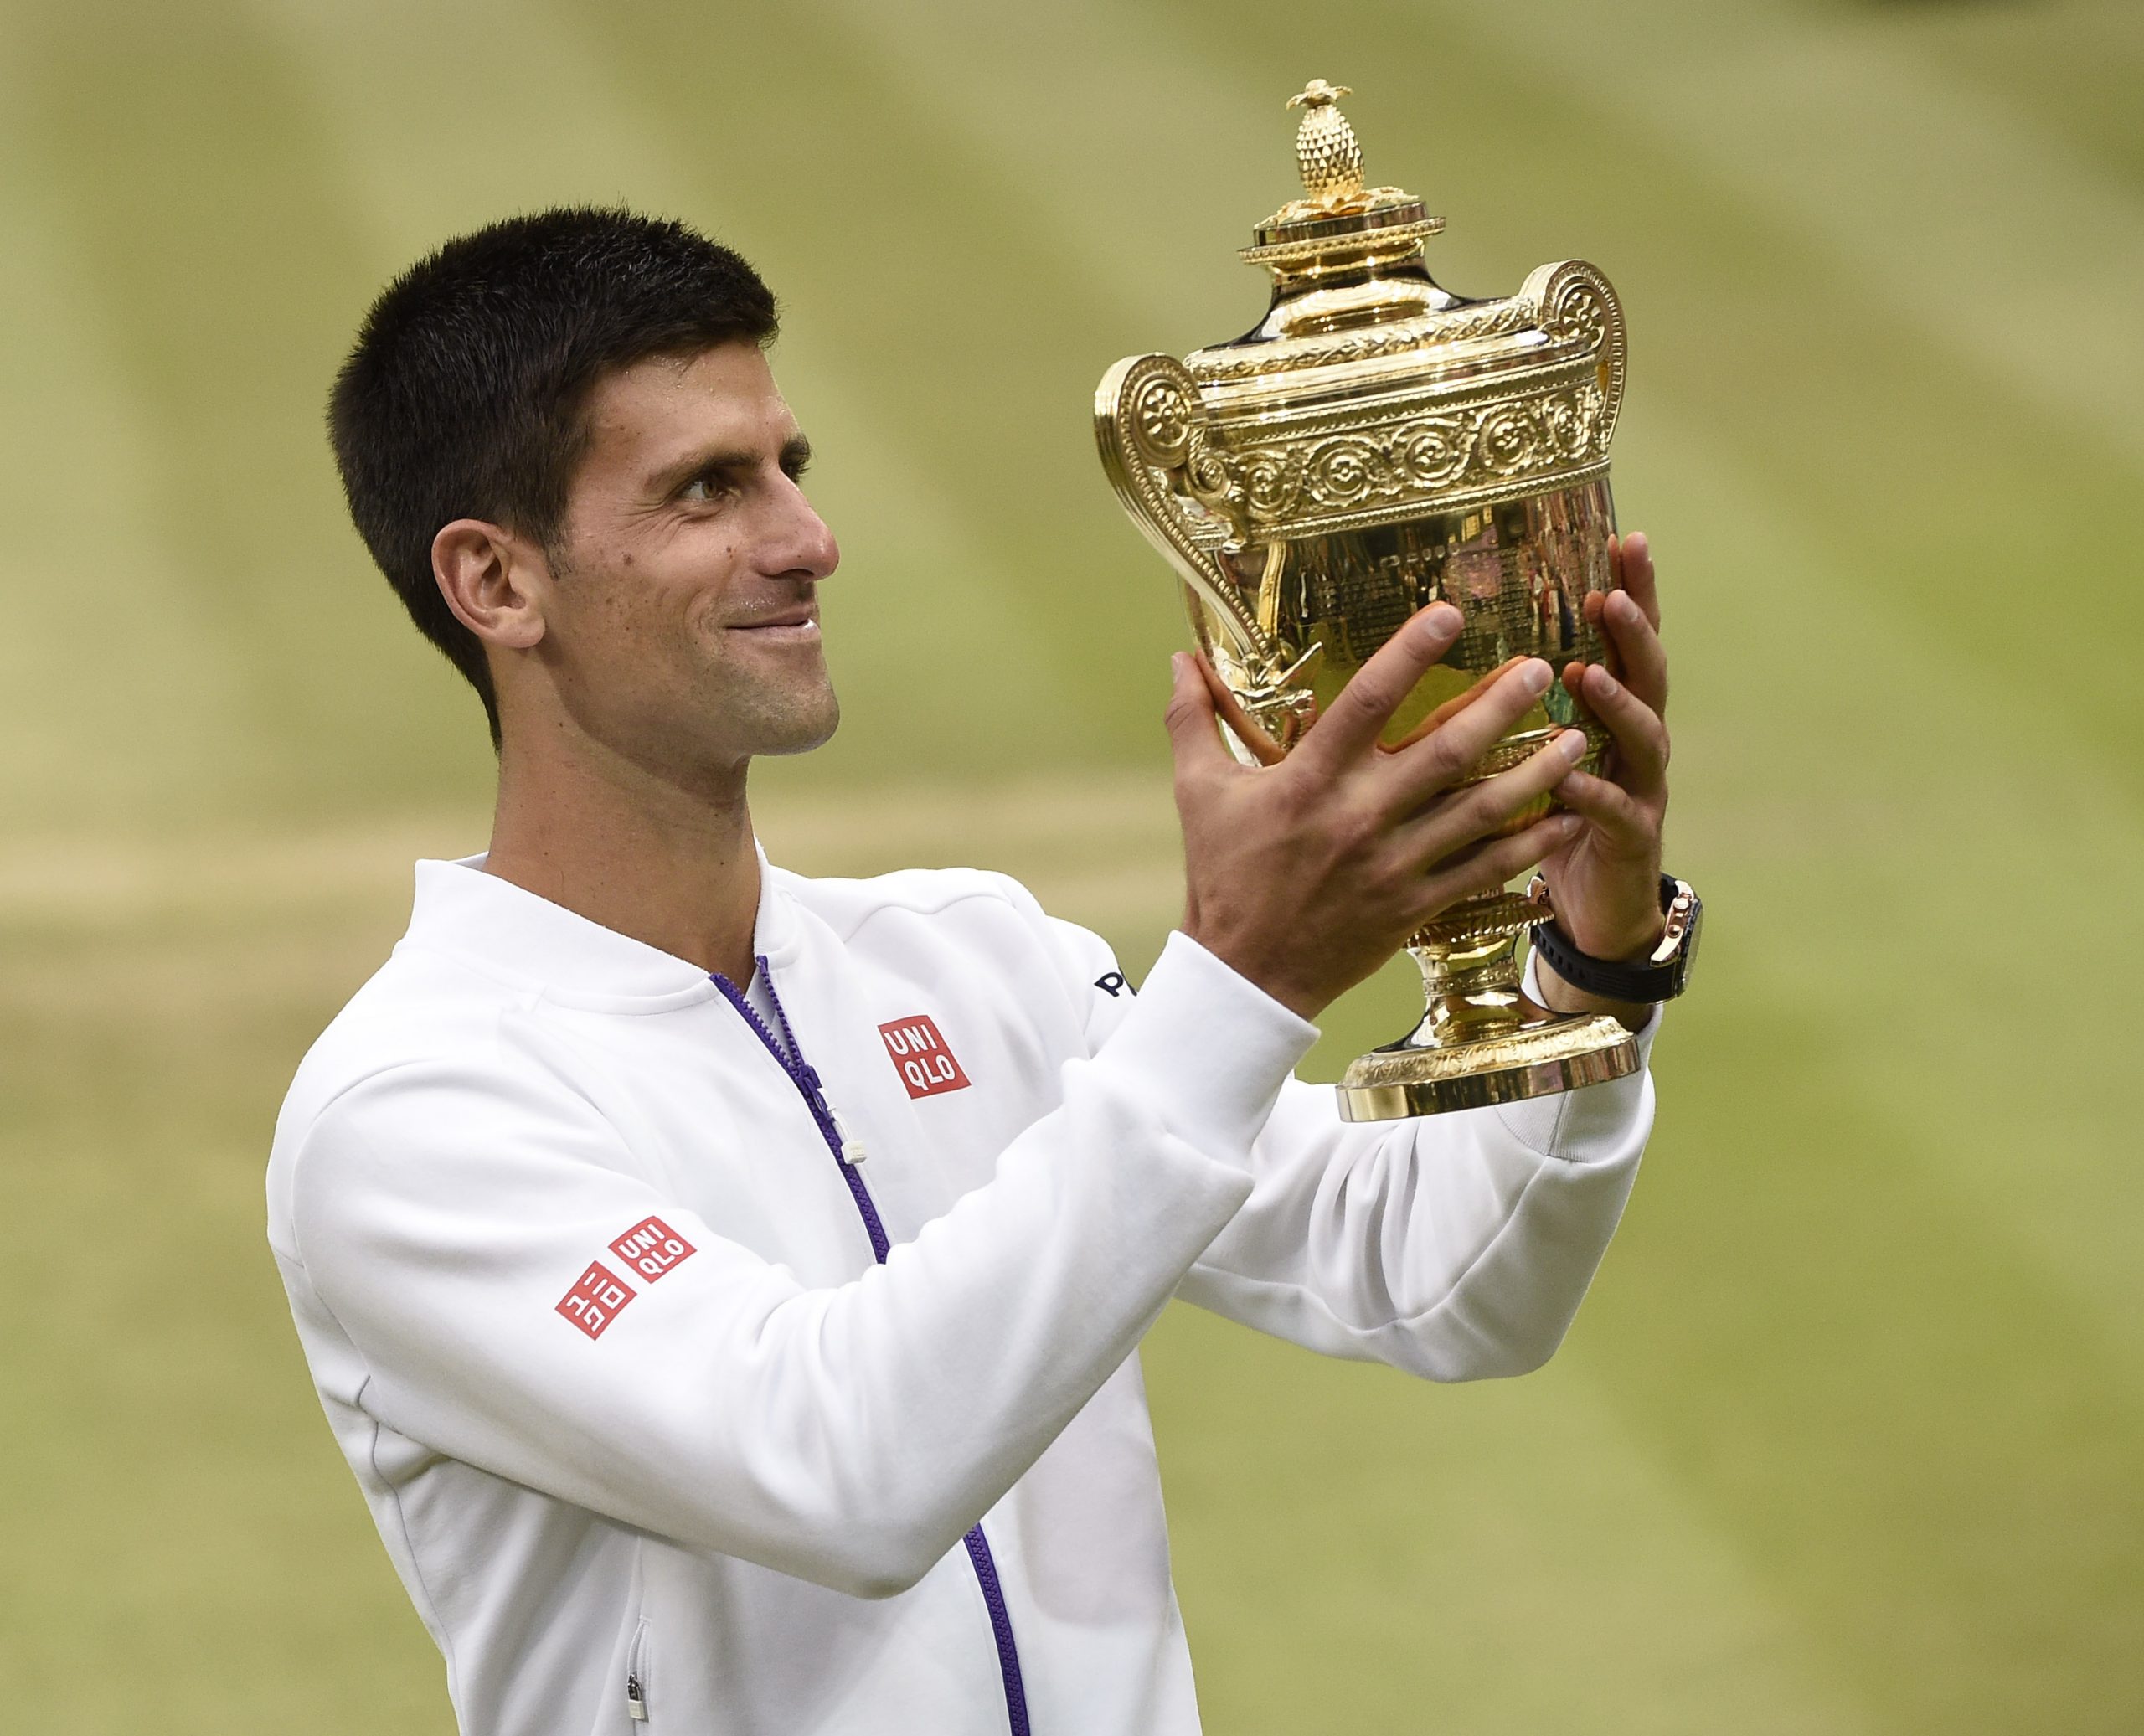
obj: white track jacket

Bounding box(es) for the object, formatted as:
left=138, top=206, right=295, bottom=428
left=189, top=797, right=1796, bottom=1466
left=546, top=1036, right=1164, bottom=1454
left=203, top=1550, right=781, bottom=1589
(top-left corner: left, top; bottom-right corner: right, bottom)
left=266, top=854, right=1655, bottom=1736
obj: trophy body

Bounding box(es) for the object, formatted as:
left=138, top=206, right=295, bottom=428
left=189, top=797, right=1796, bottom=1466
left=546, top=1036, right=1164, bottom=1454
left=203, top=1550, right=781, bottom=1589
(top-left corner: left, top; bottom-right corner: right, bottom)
left=1095, top=81, right=1640, bottom=1119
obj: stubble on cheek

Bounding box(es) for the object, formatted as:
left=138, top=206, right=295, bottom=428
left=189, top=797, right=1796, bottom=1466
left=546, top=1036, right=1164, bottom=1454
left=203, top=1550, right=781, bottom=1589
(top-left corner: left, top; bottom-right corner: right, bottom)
left=570, top=521, right=839, bottom=758
left=665, top=585, right=836, bottom=755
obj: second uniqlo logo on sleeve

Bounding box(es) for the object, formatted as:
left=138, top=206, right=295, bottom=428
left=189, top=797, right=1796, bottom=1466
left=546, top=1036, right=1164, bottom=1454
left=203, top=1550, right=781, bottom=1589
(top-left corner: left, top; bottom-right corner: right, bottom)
left=556, top=1260, right=636, bottom=1341
left=610, top=1216, right=697, bottom=1284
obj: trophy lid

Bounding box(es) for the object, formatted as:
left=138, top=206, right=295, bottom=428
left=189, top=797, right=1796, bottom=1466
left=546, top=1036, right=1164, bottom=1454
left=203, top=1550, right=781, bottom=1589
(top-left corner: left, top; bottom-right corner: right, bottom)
left=1181, top=80, right=1621, bottom=409
left=1243, top=80, right=1446, bottom=276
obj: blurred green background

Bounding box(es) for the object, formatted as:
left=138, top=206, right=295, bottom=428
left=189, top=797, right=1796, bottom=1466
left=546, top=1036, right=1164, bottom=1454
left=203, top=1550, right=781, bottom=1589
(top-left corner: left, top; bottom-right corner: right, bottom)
left=3, top=0, right=2140, bottom=1728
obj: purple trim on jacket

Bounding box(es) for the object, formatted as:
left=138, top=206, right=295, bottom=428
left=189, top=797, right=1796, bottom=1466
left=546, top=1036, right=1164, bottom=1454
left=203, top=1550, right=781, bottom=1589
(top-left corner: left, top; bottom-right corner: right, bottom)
left=714, top=961, right=1033, bottom=1736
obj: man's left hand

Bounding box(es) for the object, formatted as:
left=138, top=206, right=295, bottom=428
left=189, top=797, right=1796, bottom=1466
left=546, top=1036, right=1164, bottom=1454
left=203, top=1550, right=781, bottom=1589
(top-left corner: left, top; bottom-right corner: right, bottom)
left=1534, top=530, right=1671, bottom=1023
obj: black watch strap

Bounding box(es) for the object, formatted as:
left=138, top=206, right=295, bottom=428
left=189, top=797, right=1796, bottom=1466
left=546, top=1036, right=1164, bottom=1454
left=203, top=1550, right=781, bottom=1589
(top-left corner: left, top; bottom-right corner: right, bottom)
left=1527, top=874, right=1702, bottom=1004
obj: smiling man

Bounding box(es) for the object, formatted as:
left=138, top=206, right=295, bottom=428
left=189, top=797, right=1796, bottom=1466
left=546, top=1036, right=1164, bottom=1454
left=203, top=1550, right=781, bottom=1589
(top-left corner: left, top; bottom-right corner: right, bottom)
left=267, top=208, right=1681, bottom=1736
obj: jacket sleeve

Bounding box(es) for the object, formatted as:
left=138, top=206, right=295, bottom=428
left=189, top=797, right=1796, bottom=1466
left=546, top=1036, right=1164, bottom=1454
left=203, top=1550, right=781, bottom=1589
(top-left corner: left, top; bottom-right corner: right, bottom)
left=284, top=939, right=1312, bottom=1601
left=1047, top=916, right=1655, bottom=1381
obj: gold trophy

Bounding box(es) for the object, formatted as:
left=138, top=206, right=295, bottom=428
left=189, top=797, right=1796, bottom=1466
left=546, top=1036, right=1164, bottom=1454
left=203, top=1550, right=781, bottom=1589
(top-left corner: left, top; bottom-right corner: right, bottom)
left=1095, top=79, right=1640, bottom=1119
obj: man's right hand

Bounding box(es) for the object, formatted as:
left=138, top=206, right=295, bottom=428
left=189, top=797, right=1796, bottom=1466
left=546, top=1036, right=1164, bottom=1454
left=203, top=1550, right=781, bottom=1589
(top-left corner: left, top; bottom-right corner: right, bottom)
left=1166, top=602, right=1586, bottom=1023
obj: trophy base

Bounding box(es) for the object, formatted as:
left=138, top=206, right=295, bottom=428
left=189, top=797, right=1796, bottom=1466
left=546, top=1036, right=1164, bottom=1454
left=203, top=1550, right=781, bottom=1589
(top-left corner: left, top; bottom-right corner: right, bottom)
left=1334, top=896, right=1641, bottom=1120
left=1336, top=1000, right=1638, bottom=1120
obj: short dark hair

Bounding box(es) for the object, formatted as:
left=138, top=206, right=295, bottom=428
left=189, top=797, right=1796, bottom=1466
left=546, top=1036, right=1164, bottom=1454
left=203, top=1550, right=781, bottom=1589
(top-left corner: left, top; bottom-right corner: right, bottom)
left=327, top=207, right=780, bottom=743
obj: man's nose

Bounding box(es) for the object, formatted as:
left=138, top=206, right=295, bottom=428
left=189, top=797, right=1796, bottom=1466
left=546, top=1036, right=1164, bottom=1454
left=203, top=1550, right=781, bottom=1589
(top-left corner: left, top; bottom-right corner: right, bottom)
left=769, top=475, right=840, bottom=582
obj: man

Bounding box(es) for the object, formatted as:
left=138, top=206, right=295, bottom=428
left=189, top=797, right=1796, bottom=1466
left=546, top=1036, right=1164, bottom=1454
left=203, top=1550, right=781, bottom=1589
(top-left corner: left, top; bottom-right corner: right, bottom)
left=268, top=207, right=1680, bottom=1735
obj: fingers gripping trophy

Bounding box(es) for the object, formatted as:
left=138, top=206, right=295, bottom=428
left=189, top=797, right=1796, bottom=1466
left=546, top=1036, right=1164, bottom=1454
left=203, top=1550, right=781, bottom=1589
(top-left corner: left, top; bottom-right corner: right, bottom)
left=1096, top=80, right=1644, bottom=1119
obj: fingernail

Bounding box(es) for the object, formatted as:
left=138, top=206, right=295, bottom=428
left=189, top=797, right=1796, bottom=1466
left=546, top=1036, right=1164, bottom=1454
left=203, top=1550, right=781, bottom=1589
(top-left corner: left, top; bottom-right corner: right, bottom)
left=1592, top=669, right=1621, bottom=698
left=1169, top=652, right=1187, bottom=681
left=1557, top=729, right=1587, bottom=762
left=1421, top=602, right=1463, bottom=640
left=1521, top=659, right=1552, bottom=694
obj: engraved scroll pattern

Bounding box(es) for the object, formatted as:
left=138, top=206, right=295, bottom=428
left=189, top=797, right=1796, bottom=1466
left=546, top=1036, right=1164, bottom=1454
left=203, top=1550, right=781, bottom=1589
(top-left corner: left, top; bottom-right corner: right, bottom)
left=1229, top=384, right=1609, bottom=530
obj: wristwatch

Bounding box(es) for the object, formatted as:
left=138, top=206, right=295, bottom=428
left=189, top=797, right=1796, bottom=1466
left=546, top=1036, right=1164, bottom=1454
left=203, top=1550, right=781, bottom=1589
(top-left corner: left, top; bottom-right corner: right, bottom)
left=1525, top=873, right=1703, bottom=1004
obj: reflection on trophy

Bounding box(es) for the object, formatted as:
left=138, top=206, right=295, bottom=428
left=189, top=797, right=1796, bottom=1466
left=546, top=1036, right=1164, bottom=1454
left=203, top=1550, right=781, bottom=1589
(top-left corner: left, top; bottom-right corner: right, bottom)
left=1096, top=78, right=1642, bottom=1119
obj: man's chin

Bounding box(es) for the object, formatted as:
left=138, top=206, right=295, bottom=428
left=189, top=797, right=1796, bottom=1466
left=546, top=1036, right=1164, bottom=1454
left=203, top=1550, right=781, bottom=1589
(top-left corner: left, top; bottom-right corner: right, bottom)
left=750, top=692, right=841, bottom=760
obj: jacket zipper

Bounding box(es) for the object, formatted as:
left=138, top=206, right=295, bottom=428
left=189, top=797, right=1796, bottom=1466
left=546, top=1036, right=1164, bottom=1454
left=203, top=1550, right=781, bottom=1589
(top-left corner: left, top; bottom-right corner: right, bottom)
left=625, top=1615, right=650, bottom=1721
left=712, top=958, right=1032, bottom=1736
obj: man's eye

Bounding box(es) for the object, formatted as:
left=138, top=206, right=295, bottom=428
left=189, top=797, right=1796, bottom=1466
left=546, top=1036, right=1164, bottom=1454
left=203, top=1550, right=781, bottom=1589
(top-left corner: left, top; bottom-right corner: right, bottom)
left=682, top=474, right=734, bottom=502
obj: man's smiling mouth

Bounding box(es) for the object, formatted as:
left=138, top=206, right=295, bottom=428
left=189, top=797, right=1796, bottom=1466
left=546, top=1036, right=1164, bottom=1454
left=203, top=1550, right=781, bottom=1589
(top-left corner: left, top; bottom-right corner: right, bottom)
left=729, top=606, right=820, bottom=638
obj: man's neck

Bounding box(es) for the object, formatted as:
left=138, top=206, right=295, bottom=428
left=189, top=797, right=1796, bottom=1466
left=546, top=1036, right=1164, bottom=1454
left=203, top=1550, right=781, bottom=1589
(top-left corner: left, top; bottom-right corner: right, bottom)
left=482, top=735, right=763, bottom=985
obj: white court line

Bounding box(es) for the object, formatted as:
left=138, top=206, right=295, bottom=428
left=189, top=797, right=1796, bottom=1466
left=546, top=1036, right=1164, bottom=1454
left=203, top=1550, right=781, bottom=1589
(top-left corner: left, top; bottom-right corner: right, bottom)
left=0, top=773, right=1178, bottom=925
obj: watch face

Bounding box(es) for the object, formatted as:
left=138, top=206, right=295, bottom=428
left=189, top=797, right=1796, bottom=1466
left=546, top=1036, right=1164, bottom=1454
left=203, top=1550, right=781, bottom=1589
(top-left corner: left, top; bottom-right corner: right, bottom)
left=1664, top=882, right=1701, bottom=993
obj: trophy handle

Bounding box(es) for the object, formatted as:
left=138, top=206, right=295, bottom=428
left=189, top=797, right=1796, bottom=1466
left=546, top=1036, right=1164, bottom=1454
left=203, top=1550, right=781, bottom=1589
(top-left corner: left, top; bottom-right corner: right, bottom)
left=1523, top=259, right=1628, bottom=446
left=1094, top=353, right=1309, bottom=689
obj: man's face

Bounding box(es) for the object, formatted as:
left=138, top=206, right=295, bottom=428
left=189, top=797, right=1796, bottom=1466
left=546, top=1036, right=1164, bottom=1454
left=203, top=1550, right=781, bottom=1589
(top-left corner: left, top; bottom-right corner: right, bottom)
left=534, top=343, right=841, bottom=779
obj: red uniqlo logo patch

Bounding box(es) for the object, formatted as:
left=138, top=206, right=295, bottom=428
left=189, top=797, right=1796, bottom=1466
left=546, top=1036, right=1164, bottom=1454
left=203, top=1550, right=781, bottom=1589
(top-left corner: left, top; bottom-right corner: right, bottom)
left=610, top=1216, right=698, bottom=1284
left=556, top=1260, right=636, bottom=1341
left=879, top=1014, right=971, bottom=1099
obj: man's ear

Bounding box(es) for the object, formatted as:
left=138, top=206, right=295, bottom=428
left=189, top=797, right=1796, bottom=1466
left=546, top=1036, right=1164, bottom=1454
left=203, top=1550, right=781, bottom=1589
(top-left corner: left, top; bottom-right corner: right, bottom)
left=433, top=518, right=549, bottom=651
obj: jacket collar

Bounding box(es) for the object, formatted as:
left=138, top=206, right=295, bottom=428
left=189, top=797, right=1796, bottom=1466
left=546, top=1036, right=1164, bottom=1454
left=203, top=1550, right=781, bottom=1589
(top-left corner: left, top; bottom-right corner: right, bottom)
left=401, top=845, right=801, bottom=1008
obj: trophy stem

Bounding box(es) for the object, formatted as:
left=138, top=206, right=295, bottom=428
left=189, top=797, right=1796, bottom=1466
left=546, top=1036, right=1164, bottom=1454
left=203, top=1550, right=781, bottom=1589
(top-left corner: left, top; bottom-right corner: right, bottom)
left=1335, top=890, right=1638, bottom=1120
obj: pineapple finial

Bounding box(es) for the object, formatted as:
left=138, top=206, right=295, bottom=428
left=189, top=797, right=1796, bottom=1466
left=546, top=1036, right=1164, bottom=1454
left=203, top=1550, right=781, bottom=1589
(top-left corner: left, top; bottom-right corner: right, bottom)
left=1286, top=80, right=1362, bottom=207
